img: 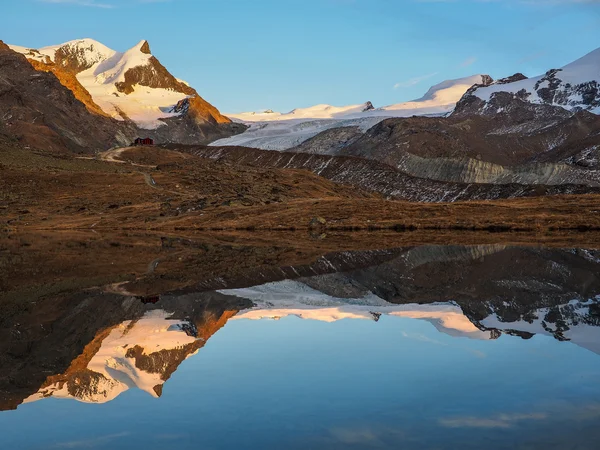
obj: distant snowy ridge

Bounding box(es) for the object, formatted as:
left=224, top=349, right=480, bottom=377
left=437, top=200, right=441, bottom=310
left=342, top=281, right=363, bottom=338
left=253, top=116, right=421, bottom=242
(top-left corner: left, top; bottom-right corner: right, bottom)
left=9, top=38, right=116, bottom=70
left=375, top=75, right=491, bottom=116
left=229, top=102, right=375, bottom=122
left=10, top=39, right=196, bottom=129
left=214, top=75, right=489, bottom=150
left=227, top=75, right=488, bottom=123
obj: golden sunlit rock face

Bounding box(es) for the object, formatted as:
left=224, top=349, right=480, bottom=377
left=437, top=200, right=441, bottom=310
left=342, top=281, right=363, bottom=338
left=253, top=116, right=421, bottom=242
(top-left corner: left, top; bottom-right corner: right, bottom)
left=27, top=59, right=109, bottom=118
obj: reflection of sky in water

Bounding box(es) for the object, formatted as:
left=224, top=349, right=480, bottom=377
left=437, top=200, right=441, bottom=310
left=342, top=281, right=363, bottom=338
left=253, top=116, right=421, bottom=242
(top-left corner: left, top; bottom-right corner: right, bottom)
left=3, top=315, right=600, bottom=450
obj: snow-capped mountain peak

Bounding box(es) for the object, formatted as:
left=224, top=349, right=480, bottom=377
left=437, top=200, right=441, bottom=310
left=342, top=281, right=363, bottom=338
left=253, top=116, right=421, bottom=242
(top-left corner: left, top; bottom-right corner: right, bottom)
left=87, top=40, right=154, bottom=87
left=10, top=38, right=230, bottom=129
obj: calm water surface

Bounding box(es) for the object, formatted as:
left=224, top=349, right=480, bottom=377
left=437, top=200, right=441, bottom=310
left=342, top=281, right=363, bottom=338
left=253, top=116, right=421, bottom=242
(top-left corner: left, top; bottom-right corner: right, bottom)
left=1, top=241, right=600, bottom=449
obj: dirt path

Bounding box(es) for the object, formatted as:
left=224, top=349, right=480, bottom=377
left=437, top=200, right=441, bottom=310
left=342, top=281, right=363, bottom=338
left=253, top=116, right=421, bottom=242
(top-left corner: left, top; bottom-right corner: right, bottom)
left=96, top=147, right=184, bottom=194
left=98, top=147, right=154, bottom=168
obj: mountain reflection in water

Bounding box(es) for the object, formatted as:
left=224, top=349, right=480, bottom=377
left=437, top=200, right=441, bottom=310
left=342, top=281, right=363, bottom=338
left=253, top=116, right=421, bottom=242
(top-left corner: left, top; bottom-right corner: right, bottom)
left=1, top=238, right=600, bottom=449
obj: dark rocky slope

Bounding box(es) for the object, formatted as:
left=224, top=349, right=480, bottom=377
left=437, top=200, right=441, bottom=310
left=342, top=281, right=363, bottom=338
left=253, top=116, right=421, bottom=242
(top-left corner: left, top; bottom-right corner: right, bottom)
left=183, top=145, right=600, bottom=202
left=292, top=99, right=600, bottom=186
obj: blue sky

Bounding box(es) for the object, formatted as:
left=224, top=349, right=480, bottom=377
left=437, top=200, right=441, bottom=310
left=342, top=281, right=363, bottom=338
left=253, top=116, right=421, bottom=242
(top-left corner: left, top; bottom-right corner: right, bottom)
left=3, top=0, right=600, bottom=113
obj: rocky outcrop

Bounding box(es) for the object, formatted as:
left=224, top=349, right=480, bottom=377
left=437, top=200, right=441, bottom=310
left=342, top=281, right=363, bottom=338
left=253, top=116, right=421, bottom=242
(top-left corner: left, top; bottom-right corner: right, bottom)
left=51, top=40, right=112, bottom=74
left=395, top=153, right=599, bottom=186
left=292, top=126, right=364, bottom=155
left=497, top=73, right=528, bottom=85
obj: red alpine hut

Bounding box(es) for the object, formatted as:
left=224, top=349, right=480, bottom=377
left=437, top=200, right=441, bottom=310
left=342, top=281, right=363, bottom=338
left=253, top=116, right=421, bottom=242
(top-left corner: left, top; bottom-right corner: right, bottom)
left=134, top=137, right=154, bottom=146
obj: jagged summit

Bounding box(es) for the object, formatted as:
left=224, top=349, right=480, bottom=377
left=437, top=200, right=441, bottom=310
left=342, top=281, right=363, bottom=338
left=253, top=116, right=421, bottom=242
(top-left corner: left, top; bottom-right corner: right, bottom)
left=139, top=39, right=151, bottom=54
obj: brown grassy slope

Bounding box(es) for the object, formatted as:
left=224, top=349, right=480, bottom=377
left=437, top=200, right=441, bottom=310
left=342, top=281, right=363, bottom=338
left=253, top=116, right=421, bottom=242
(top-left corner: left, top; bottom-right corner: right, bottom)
left=157, top=195, right=600, bottom=233
left=0, top=142, right=373, bottom=232
left=1, top=143, right=599, bottom=236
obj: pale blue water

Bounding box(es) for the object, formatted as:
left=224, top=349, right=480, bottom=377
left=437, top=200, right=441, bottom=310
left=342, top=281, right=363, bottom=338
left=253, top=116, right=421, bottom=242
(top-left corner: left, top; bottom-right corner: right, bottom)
left=3, top=315, right=600, bottom=450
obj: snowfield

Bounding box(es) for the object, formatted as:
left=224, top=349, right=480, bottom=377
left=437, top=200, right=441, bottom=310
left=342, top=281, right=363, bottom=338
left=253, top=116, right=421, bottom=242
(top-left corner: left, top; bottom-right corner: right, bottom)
left=212, top=116, right=384, bottom=151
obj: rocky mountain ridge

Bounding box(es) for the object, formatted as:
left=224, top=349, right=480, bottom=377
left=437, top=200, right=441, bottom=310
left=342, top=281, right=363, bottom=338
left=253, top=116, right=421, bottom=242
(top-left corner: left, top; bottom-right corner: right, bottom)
left=212, top=46, right=600, bottom=193
left=458, top=47, right=600, bottom=116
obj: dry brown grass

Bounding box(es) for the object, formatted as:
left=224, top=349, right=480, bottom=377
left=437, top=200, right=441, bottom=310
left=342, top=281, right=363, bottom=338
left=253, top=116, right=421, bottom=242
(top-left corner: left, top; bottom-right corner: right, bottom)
left=2, top=144, right=598, bottom=240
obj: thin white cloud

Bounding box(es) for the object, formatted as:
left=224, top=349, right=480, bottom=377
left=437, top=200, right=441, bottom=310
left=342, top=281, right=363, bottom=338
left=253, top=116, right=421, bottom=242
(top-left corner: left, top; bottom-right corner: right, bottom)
left=40, top=0, right=114, bottom=7
left=40, top=0, right=173, bottom=7
left=394, top=72, right=439, bottom=89
left=52, top=432, right=131, bottom=448
left=440, top=413, right=547, bottom=429
left=460, top=56, right=477, bottom=67
left=415, top=0, right=600, bottom=3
